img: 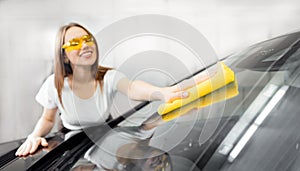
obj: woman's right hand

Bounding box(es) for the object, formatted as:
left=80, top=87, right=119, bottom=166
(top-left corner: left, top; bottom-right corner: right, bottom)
left=15, top=134, right=48, bottom=156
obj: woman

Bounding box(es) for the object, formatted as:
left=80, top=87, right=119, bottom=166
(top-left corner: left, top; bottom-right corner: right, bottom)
left=15, top=23, right=200, bottom=157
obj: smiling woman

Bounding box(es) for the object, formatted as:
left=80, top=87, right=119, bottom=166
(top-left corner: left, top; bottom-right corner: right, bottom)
left=14, top=22, right=206, bottom=157
left=54, top=23, right=111, bottom=107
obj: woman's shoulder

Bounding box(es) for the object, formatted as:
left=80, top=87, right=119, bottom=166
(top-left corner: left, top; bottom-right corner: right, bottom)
left=44, top=74, right=67, bottom=84
left=104, top=69, right=126, bottom=81
left=105, top=69, right=116, bottom=74
left=103, top=69, right=127, bottom=90
left=103, top=69, right=116, bottom=79
left=44, top=74, right=55, bottom=85
left=47, top=73, right=55, bottom=81
left=41, top=74, right=59, bottom=90
left=36, top=73, right=58, bottom=109
left=105, top=69, right=124, bottom=76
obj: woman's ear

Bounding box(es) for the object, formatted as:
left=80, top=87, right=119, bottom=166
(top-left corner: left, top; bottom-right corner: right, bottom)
left=64, top=56, right=70, bottom=64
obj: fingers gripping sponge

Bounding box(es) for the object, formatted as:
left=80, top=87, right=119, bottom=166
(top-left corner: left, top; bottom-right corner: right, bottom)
left=162, top=80, right=238, bottom=121
left=157, top=62, right=235, bottom=115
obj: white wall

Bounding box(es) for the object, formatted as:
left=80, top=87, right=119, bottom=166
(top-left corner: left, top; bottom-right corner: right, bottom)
left=0, top=0, right=300, bottom=142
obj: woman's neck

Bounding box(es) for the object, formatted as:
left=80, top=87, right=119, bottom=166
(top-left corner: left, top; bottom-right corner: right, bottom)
left=70, top=65, right=94, bottom=83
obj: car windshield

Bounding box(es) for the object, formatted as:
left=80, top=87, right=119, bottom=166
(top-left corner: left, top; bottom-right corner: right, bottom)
left=68, top=32, right=300, bottom=171
left=2, top=32, right=299, bottom=171
left=213, top=33, right=300, bottom=171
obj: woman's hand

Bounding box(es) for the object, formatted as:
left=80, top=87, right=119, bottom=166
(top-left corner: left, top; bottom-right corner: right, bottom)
left=15, top=107, right=57, bottom=157
left=15, top=134, right=48, bottom=156
left=160, top=85, right=189, bottom=103
left=159, top=72, right=215, bottom=103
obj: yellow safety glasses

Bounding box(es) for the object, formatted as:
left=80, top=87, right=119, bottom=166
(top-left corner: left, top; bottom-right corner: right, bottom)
left=62, top=34, right=94, bottom=52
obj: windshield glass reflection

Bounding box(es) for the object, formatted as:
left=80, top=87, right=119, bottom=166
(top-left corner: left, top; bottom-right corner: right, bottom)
left=71, top=77, right=239, bottom=171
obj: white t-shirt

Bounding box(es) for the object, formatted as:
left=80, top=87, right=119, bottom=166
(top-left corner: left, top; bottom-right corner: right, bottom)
left=35, top=70, right=126, bottom=130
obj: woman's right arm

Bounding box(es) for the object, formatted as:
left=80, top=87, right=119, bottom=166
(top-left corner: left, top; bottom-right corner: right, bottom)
left=15, top=107, right=58, bottom=156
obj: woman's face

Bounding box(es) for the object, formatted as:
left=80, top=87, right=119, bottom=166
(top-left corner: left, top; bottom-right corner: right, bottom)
left=63, top=26, right=97, bottom=67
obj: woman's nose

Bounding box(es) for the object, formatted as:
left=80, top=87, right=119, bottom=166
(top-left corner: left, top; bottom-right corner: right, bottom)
left=81, top=42, right=90, bottom=50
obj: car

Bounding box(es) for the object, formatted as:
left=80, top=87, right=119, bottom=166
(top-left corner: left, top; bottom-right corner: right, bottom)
left=1, top=30, right=300, bottom=171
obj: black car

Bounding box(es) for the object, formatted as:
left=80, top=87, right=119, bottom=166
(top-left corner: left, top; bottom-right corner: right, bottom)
left=1, top=31, right=300, bottom=171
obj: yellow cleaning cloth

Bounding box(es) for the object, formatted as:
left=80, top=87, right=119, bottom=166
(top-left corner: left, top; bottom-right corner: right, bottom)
left=162, top=80, right=238, bottom=121
left=158, top=62, right=235, bottom=115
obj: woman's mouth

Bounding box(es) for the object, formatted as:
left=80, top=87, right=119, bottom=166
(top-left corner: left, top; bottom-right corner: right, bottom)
left=79, top=51, right=93, bottom=58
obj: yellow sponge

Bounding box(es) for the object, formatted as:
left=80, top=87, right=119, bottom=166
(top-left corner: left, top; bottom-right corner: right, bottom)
left=157, top=62, right=235, bottom=115
left=162, top=80, right=238, bottom=121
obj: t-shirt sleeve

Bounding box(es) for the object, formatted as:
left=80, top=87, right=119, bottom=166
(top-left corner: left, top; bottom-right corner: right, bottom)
left=104, top=69, right=127, bottom=93
left=35, top=74, right=58, bottom=109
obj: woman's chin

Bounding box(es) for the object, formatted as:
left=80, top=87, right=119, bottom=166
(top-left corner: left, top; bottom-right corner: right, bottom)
left=78, top=56, right=97, bottom=65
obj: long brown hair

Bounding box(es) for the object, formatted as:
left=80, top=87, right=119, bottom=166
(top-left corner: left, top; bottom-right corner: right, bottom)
left=54, top=23, right=111, bottom=107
